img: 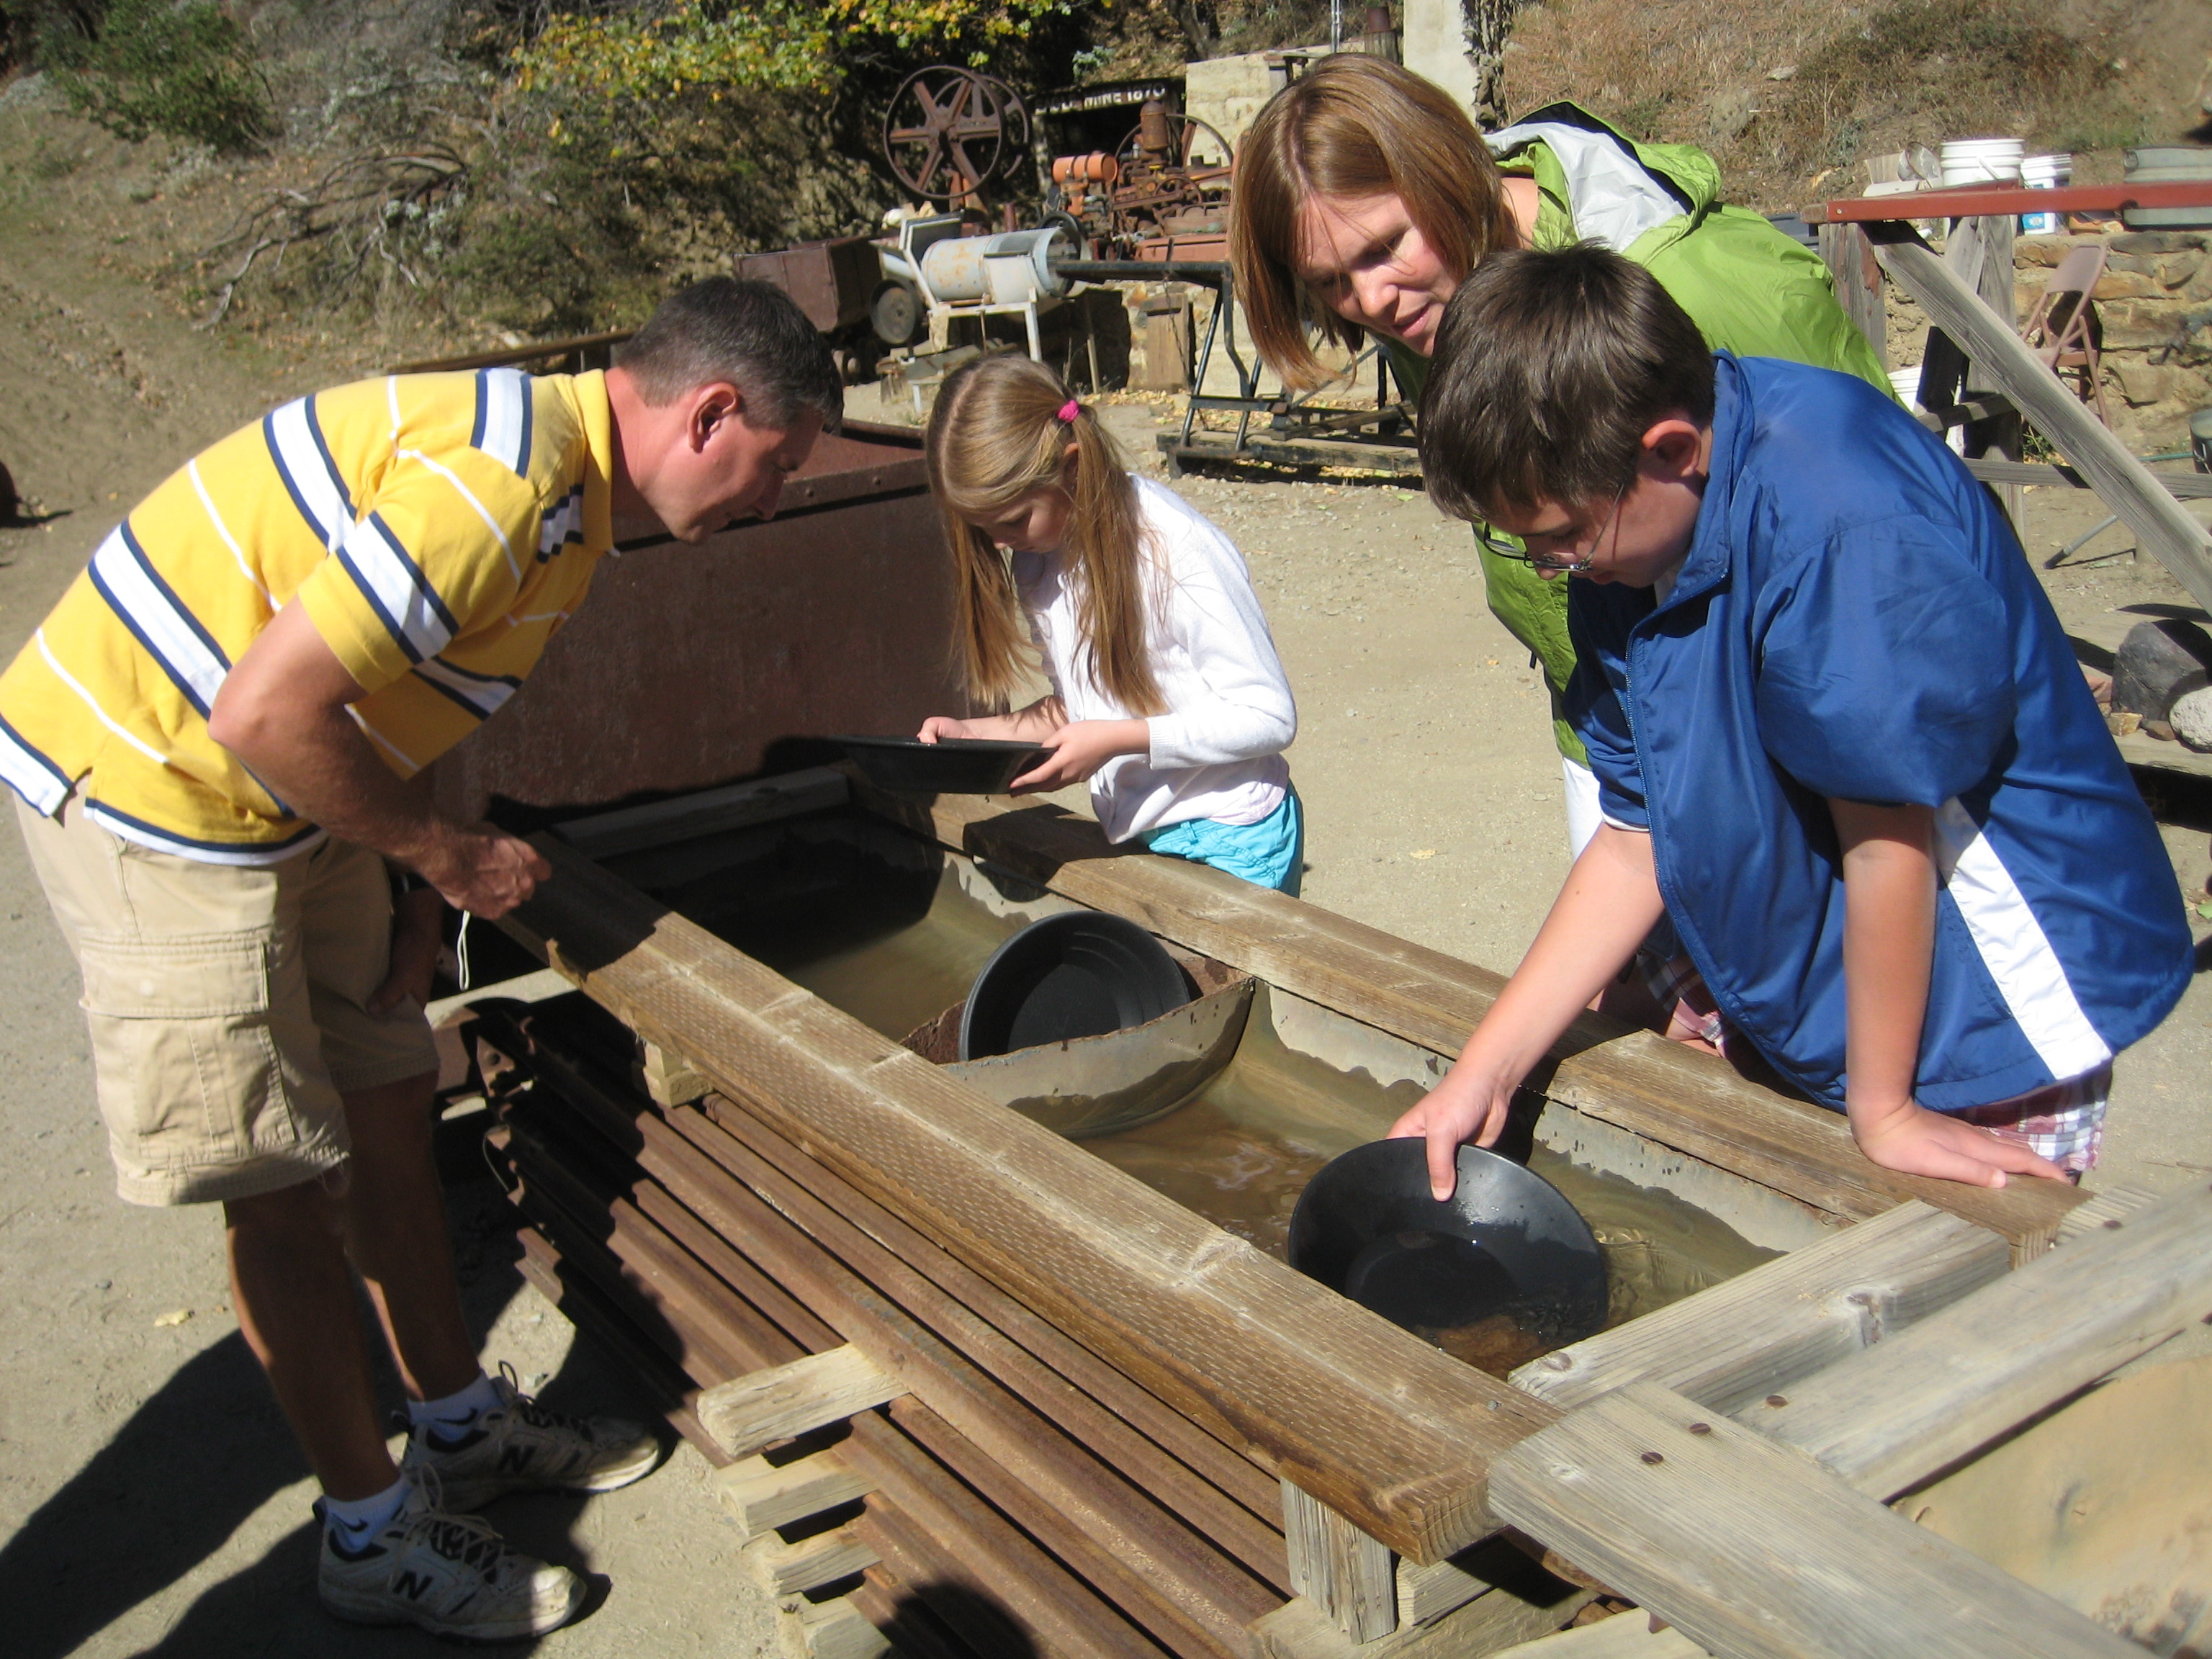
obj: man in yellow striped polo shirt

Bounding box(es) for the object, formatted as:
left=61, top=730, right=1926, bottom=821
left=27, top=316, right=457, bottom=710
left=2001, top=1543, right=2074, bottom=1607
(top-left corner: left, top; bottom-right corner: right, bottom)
left=1, top=276, right=840, bottom=1640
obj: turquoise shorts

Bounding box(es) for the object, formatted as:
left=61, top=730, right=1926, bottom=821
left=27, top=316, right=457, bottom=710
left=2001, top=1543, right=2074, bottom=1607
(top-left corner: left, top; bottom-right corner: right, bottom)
left=1141, top=786, right=1303, bottom=895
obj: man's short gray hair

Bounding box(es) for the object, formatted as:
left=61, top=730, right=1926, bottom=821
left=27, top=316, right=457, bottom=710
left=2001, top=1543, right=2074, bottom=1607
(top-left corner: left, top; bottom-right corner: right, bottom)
left=614, top=276, right=843, bottom=431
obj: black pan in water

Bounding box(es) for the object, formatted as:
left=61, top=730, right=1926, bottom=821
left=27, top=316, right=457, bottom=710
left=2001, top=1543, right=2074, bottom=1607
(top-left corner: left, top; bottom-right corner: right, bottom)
left=959, top=912, right=1193, bottom=1061
left=1287, top=1139, right=1608, bottom=1349
left=834, top=735, right=1049, bottom=795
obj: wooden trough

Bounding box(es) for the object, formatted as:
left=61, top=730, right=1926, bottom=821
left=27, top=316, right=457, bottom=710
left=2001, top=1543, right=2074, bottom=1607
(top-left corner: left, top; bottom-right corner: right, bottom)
left=432, top=767, right=2212, bottom=1659
left=412, top=373, right=2212, bottom=1658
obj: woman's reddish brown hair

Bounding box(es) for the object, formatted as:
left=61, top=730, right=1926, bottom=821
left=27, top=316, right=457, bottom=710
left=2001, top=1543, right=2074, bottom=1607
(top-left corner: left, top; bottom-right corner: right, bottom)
left=1229, top=55, right=1519, bottom=389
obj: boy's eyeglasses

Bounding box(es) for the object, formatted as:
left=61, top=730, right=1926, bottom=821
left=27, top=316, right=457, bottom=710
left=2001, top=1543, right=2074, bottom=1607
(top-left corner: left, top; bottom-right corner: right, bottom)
left=1475, top=480, right=1631, bottom=577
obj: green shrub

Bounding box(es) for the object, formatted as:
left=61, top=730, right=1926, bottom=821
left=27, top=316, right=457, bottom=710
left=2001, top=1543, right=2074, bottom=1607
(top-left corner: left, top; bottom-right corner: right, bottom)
left=45, top=0, right=275, bottom=154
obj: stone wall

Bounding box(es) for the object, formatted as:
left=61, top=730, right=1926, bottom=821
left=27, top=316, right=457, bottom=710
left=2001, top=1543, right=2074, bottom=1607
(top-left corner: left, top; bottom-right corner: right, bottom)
left=2015, top=231, right=2211, bottom=453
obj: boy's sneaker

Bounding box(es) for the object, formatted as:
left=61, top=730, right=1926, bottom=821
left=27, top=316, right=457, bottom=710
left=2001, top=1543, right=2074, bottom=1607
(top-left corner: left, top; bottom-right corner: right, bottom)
left=404, top=1366, right=661, bottom=1511
left=318, top=1469, right=587, bottom=1640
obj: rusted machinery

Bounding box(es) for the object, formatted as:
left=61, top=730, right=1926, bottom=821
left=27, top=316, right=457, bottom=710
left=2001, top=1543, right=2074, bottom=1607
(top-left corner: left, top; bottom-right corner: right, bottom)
left=882, top=66, right=1031, bottom=212
left=1048, top=98, right=1236, bottom=262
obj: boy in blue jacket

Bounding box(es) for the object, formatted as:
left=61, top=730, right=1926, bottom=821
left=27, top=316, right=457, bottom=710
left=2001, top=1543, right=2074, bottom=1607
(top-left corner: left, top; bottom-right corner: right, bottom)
left=1395, top=244, right=2191, bottom=1192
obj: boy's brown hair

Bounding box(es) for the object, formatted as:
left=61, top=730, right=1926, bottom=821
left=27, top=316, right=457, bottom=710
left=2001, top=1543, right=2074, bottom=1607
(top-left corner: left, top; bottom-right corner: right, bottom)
left=1228, top=55, right=1519, bottom=391
left=1418, top=245, right=1716, bottom=521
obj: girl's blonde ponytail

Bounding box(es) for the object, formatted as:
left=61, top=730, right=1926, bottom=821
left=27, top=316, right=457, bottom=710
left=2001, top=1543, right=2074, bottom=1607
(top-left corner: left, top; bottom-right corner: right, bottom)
left=924, top=354, right=1164, bottom=717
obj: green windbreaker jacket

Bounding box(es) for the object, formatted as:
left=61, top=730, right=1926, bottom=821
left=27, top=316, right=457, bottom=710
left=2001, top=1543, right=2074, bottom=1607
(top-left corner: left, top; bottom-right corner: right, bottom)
left=1388, top=103, right=1893, bottom=761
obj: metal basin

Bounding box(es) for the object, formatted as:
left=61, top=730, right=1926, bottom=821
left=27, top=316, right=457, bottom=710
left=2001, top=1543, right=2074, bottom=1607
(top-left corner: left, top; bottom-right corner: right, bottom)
left=935, top=979, right=1254, bottom=1139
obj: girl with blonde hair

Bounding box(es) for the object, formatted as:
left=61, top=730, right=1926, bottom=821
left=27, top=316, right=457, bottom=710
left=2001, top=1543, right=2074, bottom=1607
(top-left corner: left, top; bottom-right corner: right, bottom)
left=917, top=353, right=1302, bottom=893
left=1230, top=53, right=1889, bottom=857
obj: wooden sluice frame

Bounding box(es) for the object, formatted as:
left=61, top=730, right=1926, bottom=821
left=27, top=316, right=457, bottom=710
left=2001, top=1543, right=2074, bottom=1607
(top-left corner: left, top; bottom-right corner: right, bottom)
left=477, top=773, right=2212, bottom=1658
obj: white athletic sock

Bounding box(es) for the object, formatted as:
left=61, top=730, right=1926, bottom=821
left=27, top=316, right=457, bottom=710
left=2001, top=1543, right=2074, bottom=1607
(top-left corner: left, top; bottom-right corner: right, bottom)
left=409, top=1370, right=503, bottom=1439
left=322, top=1475, right=409, bottom=1546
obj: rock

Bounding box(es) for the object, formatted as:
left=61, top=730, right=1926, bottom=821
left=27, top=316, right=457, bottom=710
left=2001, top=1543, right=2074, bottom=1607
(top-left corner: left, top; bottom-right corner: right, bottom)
left=2113, top=618, right=2212, bottom=721
left=2111, top=231, right=2208, bottom=256
left=2110, top=360, right=2176, bottom=406
left=2171, top=688, right=2212, bottom=751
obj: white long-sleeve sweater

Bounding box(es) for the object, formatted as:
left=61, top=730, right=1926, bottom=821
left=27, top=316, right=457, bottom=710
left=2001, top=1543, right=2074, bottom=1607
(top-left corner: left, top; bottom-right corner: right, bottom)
left=1013, top=476, right=1296, bottom=843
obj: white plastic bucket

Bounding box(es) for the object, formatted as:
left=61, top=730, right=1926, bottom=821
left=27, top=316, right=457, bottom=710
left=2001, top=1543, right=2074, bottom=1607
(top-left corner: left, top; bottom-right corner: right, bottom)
left=1941, top=138, right=2025, bottom=186
left=1892, top=367, right=1965, bottom=455
left=2020, top=153, right=2072, bottom=232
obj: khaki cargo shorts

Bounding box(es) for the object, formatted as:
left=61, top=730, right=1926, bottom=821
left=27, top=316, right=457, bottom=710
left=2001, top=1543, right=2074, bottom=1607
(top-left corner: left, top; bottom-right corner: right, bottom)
left=17, top=793, right=441, bottom=1207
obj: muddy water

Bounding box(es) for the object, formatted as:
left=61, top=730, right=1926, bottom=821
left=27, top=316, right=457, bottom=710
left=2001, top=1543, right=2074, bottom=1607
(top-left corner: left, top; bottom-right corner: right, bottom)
left=652, top=831, right=1779, bottom=1373
left=637, top=831, right=1025, bottom=1041
left=1083, top=1002, right=1781, bottom=1367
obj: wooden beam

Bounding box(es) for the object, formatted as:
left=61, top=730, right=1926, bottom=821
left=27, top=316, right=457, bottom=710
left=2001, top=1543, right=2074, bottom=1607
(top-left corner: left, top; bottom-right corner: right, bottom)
left=1491, top=1617, right=1705, bottom=1659
left=698, top=1344, right=907, bottom=1461
left=1253, top=1576, right=1597, bottom=1659
left=1283, top=1480, right=1397, bottom=1642
left=793, top=1596, right=891, bottom=1659
left=500, top=835, right=1551, bottom=1562
left=1865, top=220, right=2212, bottom=610
left=1964, top=456, right=2212, bottom=501
left=858, top=785, right=2084, bottom=1257
left=2052, top=1179, right=2162, bottom=1246
left=1487, top=1382, right=2141, bottom=1659
left=714, top=1452, right=876, bottom=1541
left=1742, top=1177, right=2212, bottom=1499
left=1509, top=1200, right=2009, bottom=1415
left=638, top=1039, right=709, bottom=1107
left=1815, top=222, right=1886, bottom=372
left=745, top=1524, right=881, bottom=1596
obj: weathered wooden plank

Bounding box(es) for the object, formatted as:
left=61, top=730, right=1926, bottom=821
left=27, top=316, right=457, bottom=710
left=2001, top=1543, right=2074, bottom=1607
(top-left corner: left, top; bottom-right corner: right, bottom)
left=1743, top=1177, right=2212, bottom=1498
left=745, top=1524, right=881, bottom=1597
left=1283, top=1480, right=1395, bottom=1642
left=1509, top=1201, right=2010, bottom=1415
left=502, top=835, right=1552, bottom=1562
left=1866, top=219, right=2212, bottom=608
left=1487, top=1382, right=2141, bottom=1659
left=860, top=786, right=2083, bottom=1256
left=1252, top=1575, right=1595, bottom=1659
left=793, top=1594, right=892, bottom=1659
left=1390, top=1534, right=1572, bottom=1633
left=638, top=1039, right=709, bottom=1107
left=689, top=1093, right=1287, bottom=1529
left=511, top=1226, right=732, bottom=1467
left=1491, top=1616, right=1705, bottom=1658
left=625, top=1100, right=1285, bottom=1655
left=2053, top=1179, right=2162, bottom=1246
left=844, top=1416, right=1164, bottom=1659
left=1815, top=221, right=1885, bottom=372
left=699, top=1344, right=907, bottom=1461
left=714, top=1452, right=876, bottom=1541
left=674, top=1101, right=1294, bottom=1593
left=555, top=765, right=850, bottom=859
left=1964, top=456, right=2212, bottom=501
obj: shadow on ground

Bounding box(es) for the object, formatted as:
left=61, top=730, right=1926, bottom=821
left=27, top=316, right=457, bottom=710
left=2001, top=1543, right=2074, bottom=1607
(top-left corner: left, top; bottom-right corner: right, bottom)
left=0, top=1168, right=662, bottom=1656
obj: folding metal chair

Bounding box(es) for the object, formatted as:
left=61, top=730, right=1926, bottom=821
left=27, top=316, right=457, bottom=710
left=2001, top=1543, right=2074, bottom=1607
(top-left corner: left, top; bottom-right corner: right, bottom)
left=2019, top=244, right=2112, bottom=427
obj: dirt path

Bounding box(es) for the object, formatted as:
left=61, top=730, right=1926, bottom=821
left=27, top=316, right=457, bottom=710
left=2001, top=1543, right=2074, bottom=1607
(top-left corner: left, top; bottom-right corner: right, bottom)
left=4, top=97, right=2211, bottom=1653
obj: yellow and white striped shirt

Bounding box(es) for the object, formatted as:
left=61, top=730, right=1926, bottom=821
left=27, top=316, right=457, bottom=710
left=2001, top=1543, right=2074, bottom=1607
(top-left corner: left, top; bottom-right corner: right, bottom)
left=0, top=369, right=616, bottom=862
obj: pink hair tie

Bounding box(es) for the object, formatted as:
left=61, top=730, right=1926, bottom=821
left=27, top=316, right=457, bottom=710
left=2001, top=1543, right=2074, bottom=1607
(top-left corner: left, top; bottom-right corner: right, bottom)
left=1058, top=398, right=1081, bottom=423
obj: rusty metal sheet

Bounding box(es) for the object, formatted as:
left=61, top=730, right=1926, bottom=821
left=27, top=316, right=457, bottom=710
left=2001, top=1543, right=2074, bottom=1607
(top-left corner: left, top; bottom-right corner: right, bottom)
left=428, top=422, right=967, bottom=820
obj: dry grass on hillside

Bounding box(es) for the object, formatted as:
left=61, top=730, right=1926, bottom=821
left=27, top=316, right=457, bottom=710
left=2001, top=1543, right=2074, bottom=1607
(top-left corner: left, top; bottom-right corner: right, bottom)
left=1500, top=0, right=2209, bottom=212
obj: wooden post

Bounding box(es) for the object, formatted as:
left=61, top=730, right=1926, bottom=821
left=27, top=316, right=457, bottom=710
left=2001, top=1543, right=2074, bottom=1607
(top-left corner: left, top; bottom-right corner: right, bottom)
left=1946, top=214, right=2026, bottom=524
left=1816, top=221, right=1887, bottom=372
left=1283, top=1480, right=1398, bottom=1642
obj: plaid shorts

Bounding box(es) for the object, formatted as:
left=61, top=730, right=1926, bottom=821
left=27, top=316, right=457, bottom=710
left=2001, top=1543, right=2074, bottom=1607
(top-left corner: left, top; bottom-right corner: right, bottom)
left=1635, top=952, right=2110, bottom=1174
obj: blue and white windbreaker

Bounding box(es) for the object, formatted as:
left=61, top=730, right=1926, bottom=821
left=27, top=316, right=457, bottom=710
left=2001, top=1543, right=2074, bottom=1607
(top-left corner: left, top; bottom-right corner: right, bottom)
left=1566, top=354, right=2191, bottom=1111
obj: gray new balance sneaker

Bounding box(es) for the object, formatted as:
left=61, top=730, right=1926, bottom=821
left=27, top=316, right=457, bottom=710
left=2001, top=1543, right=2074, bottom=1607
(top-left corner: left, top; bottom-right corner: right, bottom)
left=318, top=1468, right=587, bottom=1640
left=404, top=1367, right=662, bottom=1512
